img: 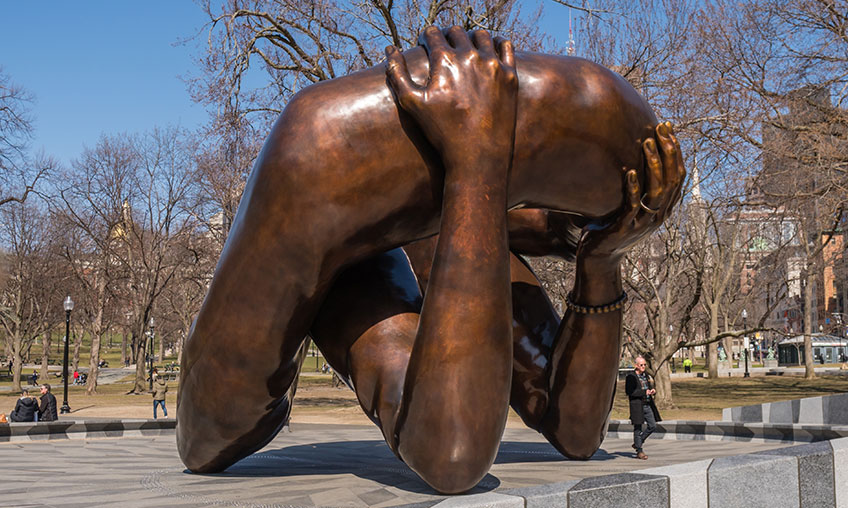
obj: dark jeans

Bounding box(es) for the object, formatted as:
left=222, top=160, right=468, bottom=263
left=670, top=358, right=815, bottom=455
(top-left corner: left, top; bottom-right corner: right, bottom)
left=153, top=400, right=167, bottom=419
left=633, top=404, right=657, bottom=452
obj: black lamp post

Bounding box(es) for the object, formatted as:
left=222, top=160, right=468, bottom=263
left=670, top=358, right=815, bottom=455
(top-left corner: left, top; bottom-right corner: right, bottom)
left=742, top=309, right=750, bottom=378
left=61, top=295, right=74, bottom=414
left=148, top=317, right=155, bottom=391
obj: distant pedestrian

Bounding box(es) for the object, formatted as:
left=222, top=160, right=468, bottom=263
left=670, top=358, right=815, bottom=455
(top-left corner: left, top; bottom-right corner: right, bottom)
left=72, top=370, right=80, bottom=385
left=626, top=356, right=661, bottom=460
left=682, top=358, right=692, bottom=373
left=152, top=371, right=168, bottom=419
left=38, top=384, right=58, bottom=422
left=30, top=370, right=38, bottom=386
left=9, top=389, right=39, bottom=422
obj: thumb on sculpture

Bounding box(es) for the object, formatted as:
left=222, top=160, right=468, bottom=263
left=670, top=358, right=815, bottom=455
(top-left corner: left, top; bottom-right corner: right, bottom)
left=385, top=46, right=424, bottom=112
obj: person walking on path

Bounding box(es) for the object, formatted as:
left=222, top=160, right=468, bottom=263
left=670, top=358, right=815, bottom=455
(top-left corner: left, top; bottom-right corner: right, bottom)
left=625, top=356, right=661, bottom=460
left=9, top=389, right=39, bottom=422
left=38, top=384, right=58, bottom=422
left=682, top=357, right=692, bottom=373
left=152, top=370, right=168, bottom=419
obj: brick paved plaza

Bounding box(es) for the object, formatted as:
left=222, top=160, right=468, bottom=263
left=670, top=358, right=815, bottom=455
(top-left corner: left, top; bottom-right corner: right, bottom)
left=0, top=422, right=789, bottom=507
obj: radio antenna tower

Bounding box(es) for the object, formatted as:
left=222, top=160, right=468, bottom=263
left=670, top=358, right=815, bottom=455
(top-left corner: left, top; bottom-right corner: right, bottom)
left=567, top=9, right=576, bottom=56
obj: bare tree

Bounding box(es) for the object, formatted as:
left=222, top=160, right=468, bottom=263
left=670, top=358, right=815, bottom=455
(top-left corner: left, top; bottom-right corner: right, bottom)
left=0, top=68, right=54, bottom=208
left=181, top=1, right=555, bottom=247
left=699, top=0, right=848, bottom=378
left=56, top=134, right=137, bottom=394
left=161, top=232, right=216, bottom=367
left=0, top=203, right=65, bottom=391
left=189, top=0, right=550, bottom=120
left=57, top=128, right=199, bottom=393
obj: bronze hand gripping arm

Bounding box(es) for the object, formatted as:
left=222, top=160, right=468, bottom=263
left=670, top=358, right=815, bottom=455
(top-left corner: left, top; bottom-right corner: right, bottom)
left=506, top=124, right=685, bottom=457
left=382, top=27, right=517, bottom=493
left=177, top=26, right=658, bottom=477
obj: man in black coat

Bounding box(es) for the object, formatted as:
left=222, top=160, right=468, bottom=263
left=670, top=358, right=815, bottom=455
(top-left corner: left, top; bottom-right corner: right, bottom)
left=10, top=389, right=39, bottom=422
left=38, top=384, right=58, bottom=422
left=625, top=356, right=661, bottom=460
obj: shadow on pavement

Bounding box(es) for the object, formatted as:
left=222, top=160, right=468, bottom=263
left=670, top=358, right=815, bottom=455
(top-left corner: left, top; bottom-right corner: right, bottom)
left=184, top=439, right=618, bottom=494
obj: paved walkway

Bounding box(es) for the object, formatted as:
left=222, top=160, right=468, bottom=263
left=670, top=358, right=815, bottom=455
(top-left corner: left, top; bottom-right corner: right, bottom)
left=0, top=367, right=134, bottom=392
left=0, top=423, right=788, bottom=507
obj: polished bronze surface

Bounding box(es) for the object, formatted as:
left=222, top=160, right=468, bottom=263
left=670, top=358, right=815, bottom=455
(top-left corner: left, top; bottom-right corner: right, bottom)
left=177, top=27, right=684, bottom=494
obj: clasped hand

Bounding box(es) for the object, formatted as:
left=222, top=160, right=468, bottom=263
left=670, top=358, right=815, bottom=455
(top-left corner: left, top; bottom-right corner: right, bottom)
left=386, top=26, right=518, bottom=176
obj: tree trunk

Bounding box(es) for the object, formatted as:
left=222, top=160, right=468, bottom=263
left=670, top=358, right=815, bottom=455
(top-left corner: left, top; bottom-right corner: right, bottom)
left=707, top=341, right=718, bottom=378
left=11, top=331, right=23, bottom=392
left=121, top=331, right=128, bottom=366
left=723, top=337, right=733, bottom=364
left=707, top=308, right=720, bottom=378
left=133, top=334, right=149, bottom=393
left=86, top=278, right=107, bottom=395
left=653, top=360, right=675, bottom=409
left=159, top=331, right=165, bottom=362
left=71, top=326, right=82, bottom=374
left=39, top=331, right=51, bottom=381
left=131, top=331, right=138, bottom=364
left=803, top=269, right=815, bottom=379
left=176, top=331, right=185, bottom=368
left=85, top=332, right=102, bottom=395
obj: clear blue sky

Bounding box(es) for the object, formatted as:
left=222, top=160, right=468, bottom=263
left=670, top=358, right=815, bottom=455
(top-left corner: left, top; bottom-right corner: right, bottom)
left=0, top=1, right=210, bottom=167
left=0, top=2, right=573, bottom=168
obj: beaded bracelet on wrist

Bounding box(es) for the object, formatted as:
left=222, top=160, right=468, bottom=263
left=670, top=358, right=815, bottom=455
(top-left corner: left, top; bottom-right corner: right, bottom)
left=565, top=291, right=627, bottom=314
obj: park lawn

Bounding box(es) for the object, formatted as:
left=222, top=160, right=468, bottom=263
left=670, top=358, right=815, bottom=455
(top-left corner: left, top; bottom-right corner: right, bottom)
left=609, top=375, right=848, bottom=421
left=3, top=372, right=847, bottom=423
left=0, top=375, right=179, bottom=419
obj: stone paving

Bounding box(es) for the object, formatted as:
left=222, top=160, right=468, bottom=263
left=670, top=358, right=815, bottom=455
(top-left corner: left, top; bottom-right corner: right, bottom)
left=0, top=423, right=789, bottom=507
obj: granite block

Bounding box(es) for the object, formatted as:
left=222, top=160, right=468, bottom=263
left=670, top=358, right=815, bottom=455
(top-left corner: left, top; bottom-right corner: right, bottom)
left=708, top=453, right=799, bottom=508
left=798, top=396, right=824, bottom=424
left=715, top=422, right=755, bottom=442
left=722, top=407, right=733, bottom=421
left=740, top=404, right=763, bottom=423
left=567, top=473, right=668, bottom=508
left=637, top=459, right=712, bottom=508
left=430, top=492, right=524, bottom=508
left=674, top=420, right=707, bottom=440
left=28, top=421, right=74, bottom=440
left=507, top=480, right=578, bottom=508
left=756, top=441, right=834, bottom=507
left=770, top=400, right=795, bottom=424
left=822, top=392, right=848, bottom=425
left=84, top=421, right=126, bottom=438
left=831, top=437, right=848, bottom=508
left=759, top=423, right=795, bottom=442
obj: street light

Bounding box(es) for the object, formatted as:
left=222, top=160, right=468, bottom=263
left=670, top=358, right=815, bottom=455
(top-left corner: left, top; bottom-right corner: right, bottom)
left=60, top=295, right=74, bottom=414
left=148, top=317, right=155, bottom=391
left=742, top=309, right=750, bottom=378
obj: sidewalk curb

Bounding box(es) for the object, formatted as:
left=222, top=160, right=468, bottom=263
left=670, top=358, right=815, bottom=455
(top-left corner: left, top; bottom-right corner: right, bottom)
left=0, top=418, right=175, bottom=442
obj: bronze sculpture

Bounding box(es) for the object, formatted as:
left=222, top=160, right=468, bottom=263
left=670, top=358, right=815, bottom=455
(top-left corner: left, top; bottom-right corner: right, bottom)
left=177, top=27, right=685, bottom=494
